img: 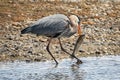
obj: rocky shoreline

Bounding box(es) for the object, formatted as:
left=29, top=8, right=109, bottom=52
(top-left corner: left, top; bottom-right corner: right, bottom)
left=0, top=0, right=119, bottom=62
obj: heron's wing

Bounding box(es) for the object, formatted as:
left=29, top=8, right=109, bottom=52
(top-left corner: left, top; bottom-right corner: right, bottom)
left=30, top=14, right=70, bottom=37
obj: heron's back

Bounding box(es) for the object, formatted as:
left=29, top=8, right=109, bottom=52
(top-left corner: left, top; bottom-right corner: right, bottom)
left=21, top=14, right=70, bottom=37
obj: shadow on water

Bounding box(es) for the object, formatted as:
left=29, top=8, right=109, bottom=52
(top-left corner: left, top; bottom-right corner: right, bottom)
left=0, top=56, right=120, bottom=80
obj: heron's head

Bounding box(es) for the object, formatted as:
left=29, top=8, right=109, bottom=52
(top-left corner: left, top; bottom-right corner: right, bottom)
left=69, top=15, right=82, bottom=35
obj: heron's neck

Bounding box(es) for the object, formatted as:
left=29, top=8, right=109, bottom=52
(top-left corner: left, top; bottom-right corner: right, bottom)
left=69, top=19, right=78, bottom=32
left=69, top=24, right=77, bottom=32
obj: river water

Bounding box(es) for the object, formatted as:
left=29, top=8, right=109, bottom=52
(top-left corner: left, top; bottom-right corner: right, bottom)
left=0, top=56, right=120, bottom=80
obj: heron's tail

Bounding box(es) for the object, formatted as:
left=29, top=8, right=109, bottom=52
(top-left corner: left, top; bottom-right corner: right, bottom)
left=21, top=27, right=32, bottom=34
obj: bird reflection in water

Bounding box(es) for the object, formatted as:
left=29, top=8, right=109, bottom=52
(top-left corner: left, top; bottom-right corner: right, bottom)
left=41, top=64, right=85, bottom=80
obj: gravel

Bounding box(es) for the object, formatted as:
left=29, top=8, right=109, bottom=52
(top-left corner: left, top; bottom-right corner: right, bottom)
left=0, top=0, right=119, bottom=62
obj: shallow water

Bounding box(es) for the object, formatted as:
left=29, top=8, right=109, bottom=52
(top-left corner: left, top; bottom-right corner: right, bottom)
left=0, top=56, right=120, bottom=80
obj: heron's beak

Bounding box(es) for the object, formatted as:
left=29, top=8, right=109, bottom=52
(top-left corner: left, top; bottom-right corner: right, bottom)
left=77, top=25, right=82, bottom=36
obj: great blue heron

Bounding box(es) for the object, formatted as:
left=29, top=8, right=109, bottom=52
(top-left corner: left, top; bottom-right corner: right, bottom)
left=21, top=14, right=83, bottom=65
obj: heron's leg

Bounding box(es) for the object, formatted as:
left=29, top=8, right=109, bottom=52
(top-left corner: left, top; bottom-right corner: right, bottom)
left=58, top=38, right=70, bottom=55
left=46, top=38, right=58, bottom=65
left=58, top=38, right=82, bottom=64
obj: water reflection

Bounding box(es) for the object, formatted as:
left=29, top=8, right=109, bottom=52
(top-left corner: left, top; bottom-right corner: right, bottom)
left=41, top=64, right=85, bottom=80
left=71, top=64, right=85, bottom=80
left=0, top=56, right=120, bottom=80
left=38, top=62, right=85, bottom=80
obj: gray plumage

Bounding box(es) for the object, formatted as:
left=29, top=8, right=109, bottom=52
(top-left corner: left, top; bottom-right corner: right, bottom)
left=21, top=14, right=75, bottom=38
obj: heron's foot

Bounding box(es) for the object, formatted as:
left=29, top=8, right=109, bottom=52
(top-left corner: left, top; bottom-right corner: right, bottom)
left=76, top=59, right=83, bottom=64
left=55, top=60, right=59, bottom=65
left=54, top=63, right=58, bottom=67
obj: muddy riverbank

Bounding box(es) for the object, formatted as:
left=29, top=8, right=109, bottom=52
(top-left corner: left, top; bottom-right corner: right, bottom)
left=0, top=0, right=120, bottom=62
